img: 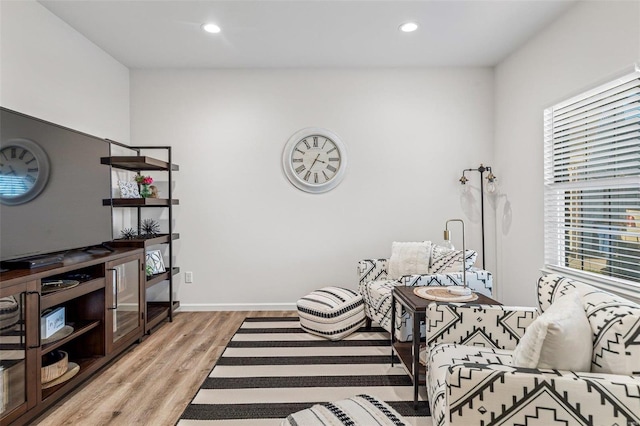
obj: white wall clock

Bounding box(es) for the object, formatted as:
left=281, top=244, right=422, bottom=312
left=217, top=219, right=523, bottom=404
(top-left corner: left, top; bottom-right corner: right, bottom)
left=0, top=138, right=51, bottom=205
left=282, top=127, right=348, bottom=193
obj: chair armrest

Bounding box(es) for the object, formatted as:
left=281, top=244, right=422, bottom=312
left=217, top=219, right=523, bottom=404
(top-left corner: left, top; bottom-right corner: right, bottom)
left=447, top=364, right=640, bottom=426
left=357, top=259, right=388, bottom=284
left=426, top=303, right=538, bottom=350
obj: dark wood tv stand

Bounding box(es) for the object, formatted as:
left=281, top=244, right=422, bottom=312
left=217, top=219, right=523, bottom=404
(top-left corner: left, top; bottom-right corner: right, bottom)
left=0, top=247, right=167, bottom=425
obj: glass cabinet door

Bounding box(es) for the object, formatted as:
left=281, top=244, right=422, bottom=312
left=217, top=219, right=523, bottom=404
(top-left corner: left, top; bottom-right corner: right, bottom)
left=0, top=290, right=26, bottom=417
left=107, top=256, right=142, bottom=348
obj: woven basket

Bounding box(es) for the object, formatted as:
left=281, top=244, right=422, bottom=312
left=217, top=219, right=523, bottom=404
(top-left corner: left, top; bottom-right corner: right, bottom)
left=42, top=350, right=68, bottom=383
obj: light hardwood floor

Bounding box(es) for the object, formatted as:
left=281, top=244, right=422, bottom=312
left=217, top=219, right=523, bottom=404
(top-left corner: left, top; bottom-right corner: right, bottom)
left=33, top=311, right=297, bottom=426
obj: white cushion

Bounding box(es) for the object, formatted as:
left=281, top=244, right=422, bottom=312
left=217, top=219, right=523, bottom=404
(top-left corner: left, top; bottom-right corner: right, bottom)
left=513, top=291, right=592, bottom=371
left=537, top=273, right=640, bottom=375
left=282, top=394, right=407, bottom=426
left=387, top=241, right=431, bottom=280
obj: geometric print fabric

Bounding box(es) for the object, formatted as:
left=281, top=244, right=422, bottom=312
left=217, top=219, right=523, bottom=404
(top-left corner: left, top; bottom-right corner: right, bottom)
left=538, top=273, right=640, bottom=375
left=358, top=259, right=493, bottom=342
left=426, top=273, right=640, bottom=426
left=425, top=303, right=538, bottom=350
left=429, top=248, right=477, bottom=274
left=429, top=344, right=640, bottom=426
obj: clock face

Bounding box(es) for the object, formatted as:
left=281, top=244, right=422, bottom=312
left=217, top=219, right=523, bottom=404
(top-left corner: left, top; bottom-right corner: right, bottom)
left=0, top=139, right=50, bottom=205
left=283, top=128, right=347, bottom=193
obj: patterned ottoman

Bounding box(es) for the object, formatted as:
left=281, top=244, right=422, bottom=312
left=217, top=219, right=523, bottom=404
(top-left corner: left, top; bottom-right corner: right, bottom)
left=296, top=287, right=366, bottom=341
left=281, top=394, right=407, bottom=426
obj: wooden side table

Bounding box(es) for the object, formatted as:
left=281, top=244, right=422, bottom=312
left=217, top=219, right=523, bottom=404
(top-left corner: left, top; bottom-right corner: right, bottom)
left=390, top=286, right=500, bottom=409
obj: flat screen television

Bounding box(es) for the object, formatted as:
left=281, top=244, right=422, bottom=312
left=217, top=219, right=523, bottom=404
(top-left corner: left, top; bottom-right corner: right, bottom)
left=0, top=108, right=113, bottom=263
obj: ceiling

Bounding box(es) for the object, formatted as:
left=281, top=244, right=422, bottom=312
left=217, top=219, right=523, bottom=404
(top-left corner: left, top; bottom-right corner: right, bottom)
left=38, top=0, right=578, bottom=69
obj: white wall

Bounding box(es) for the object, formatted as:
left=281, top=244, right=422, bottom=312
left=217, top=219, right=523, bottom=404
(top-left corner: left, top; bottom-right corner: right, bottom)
left=0, top=0, right=129, bottom=142
left=494, top=0, right=640, bottom=305
left=131, top=68, right=495, bottom=309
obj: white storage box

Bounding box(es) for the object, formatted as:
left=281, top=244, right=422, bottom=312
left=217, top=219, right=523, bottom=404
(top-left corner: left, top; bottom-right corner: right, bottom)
left=41, top=307, right=65, bottom=339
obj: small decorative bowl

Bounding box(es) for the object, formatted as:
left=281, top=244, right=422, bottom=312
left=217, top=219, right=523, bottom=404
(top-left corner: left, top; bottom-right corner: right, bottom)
left=41, top=350, right=68, bottom=383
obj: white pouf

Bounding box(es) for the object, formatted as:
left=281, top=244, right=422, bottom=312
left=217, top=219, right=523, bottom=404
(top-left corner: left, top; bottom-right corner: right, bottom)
left=296, top=287, right=366, bottom=341
left=281, top=394, right=408, bottom=426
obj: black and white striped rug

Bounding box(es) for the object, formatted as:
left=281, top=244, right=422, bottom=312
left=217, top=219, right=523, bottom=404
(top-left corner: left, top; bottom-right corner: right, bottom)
left=177, top=317, right=430, bottom=425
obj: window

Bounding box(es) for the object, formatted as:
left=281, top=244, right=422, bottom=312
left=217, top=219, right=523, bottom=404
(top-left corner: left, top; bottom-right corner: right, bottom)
left=544, top=68, right=640, bottom=288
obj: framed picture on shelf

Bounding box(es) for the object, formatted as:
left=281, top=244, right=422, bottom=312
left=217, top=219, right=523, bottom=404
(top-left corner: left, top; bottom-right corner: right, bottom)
left=145, top=250, right=166, bottom=275
left=118, top=180, right=141, bottom=198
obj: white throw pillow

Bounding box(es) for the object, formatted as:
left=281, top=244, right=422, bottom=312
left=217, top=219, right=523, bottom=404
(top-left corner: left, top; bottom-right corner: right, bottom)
left=387, top=241, right=431, bottom=280
left=513, top=291, right=592, bottom=371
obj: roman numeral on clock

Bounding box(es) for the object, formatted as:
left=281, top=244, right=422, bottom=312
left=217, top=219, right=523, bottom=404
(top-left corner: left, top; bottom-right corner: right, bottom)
left=313, top=137, right=318, bottom=147
left=295, top=165, right=306, bottom=174
left=326, top=147, right=336, bottom=154
left=328, top=157, right=339, bottom=162
left=302, top=139, right=310, bottom=149
left=323, top=171, right=330, bottom=181
left=304, top=171, right=311, bottom=181
left=327, top=165, right=337, bottom=173
left=292, top=158, right=303, bottom=163
left=314, top=173, right=318, bottom=183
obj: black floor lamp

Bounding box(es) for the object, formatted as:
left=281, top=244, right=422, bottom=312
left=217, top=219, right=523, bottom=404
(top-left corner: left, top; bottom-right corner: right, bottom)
left=459, top=164, right=497, bottom=270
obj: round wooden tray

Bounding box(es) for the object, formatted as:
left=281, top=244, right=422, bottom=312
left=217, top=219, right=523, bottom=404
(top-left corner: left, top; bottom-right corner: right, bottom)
left=413, top=286, right=478, bottom=302
left=42, top=325, right=74, bottom=345
left=41, top=280, right=79, bottom=294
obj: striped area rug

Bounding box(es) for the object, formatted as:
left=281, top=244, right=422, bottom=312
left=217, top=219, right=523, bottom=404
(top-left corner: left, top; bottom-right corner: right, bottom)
left=177, top=317, right=431, bottom=425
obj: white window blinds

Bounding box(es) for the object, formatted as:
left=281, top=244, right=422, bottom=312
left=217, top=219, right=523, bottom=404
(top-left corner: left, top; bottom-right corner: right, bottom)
left=544, top=68, right=640, bottom=286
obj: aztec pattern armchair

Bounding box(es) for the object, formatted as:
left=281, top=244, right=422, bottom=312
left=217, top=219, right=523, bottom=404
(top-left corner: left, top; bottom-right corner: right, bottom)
left=357, top=243, right=493, bottom=342
left=425, top=273, right=640, bottom=426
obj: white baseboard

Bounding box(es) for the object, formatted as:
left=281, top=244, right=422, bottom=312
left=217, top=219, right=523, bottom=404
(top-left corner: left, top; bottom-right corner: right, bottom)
left=177, top=303, right=297, bottom=312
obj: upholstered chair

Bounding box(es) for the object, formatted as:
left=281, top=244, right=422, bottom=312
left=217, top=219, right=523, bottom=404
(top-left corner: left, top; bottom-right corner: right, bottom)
left=357, top=241, right=492, bottom=341
left=425, top=273, right=640, bottom=426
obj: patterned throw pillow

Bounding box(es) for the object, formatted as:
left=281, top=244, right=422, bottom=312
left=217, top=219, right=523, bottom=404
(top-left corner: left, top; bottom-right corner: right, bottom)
left=118, top=181, right=140, bottom=198
left=429, top=247, right=477, bottom=274
left=387, top=241, right=432, bottom=280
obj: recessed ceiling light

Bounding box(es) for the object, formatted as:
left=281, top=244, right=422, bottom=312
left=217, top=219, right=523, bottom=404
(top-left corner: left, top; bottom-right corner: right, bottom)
left=202, top=23, right=221, bottom=34
left=399, top=22, right=418, bottom=33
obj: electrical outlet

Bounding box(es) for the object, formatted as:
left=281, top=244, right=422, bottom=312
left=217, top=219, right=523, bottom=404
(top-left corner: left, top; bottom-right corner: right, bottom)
left=185, top=271, right=193, bottom=283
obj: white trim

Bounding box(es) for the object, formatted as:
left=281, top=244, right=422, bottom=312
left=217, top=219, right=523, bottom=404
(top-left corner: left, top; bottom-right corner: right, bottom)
left=178, top=303, right=298, bottom=312
left=545, top=62, right=640, bottom=110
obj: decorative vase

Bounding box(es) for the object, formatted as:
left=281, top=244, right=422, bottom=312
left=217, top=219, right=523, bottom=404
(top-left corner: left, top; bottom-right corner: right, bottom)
left=140, top=184, right=152, bottom=198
